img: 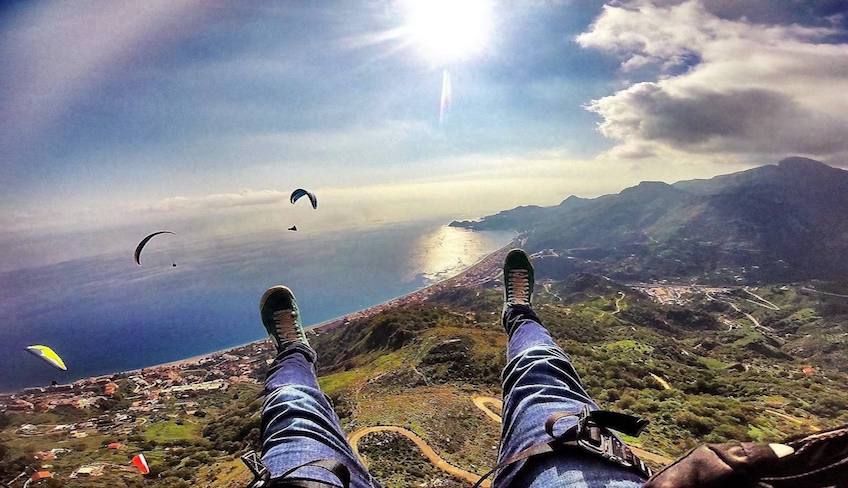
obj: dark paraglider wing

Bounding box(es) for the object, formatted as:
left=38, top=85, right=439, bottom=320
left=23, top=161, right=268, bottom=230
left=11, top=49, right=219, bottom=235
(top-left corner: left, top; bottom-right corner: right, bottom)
left=134, top=231, right=175, bottom=265
left=290, top=189, right=317, bottom=209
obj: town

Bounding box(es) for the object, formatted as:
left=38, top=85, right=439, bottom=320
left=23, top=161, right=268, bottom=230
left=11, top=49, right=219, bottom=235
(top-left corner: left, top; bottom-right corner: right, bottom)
left=0, top=341, right=275, bottom=484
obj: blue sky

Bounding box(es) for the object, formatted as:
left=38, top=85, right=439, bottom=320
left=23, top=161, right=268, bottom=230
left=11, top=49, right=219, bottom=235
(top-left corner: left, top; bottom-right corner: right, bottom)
left=2, top=0, right=847, bottom=268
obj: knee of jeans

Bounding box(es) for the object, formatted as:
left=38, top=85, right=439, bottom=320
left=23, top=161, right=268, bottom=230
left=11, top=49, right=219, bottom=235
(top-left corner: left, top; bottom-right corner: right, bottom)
left=502, top=345, right=570, bottom=379
left=263, top=384, right=324, bottom=411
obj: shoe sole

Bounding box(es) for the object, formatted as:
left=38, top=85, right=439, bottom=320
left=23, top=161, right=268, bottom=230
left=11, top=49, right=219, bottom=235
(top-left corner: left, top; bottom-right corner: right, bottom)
left=260, top=285, right=295, bottom=312
left=503, top=248, right=534, bottom=305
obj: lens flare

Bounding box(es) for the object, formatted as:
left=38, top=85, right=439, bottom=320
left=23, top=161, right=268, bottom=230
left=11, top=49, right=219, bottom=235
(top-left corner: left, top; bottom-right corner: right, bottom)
left=439, top=69, right=452, bottom=124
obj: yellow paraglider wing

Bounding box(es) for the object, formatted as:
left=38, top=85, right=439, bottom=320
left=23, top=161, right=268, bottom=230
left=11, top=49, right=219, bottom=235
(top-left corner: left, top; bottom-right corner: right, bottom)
left=26, top=345, right=67, bottom=371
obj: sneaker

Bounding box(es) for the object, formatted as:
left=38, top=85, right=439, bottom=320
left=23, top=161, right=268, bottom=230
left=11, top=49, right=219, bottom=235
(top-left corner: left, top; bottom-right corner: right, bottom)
left=503, top=249, right=534, bottom=308
left=260, top=285, right=309, bottom=350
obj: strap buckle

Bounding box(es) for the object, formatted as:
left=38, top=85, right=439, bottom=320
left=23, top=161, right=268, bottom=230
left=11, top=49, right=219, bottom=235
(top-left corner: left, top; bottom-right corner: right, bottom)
left=242, top=450, right=271, bottom=488
left=546, top=405, right=652, bottom=478
left=241, top=451, right=352, bottom=488
left=573, top=405, right=652, bottom=477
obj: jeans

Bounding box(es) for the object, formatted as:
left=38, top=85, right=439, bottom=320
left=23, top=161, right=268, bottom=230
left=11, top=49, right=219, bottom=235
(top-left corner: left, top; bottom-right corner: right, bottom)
left=260, top=308, right=646, bottom=487
left=261, top=342, right=376, bottom=487
left=497, top=305, right=645, bottom=487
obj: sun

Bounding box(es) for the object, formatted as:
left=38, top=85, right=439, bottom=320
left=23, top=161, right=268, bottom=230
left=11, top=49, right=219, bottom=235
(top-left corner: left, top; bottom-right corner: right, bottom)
left=401, top=0, right=493, bottom=65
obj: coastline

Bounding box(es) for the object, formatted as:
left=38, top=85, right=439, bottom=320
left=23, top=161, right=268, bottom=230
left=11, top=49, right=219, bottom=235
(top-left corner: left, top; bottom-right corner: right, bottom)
left=10, top=242, right=514, bottom=394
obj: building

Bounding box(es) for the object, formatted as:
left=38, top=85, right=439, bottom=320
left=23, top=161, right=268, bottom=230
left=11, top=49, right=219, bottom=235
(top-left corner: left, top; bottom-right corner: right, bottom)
left=34, top=451, right=55, bottom=461
left=6, top=399, right=35, bottom=411
left=31, top=471, right=53, bottom=481
left=104, top=382, right=119, bottom=396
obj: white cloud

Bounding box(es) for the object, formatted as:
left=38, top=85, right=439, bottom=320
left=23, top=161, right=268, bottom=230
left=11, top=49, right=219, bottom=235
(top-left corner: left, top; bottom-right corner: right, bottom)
left=148, top=190, right=290, bottom=212
left=576, top=0, right=848, bottom=162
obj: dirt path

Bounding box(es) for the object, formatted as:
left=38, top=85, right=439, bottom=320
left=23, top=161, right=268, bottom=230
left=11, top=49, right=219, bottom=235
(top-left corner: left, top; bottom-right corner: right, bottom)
left=743, top=288, right=780, bottom=310
left=765, top=409, right=821, bottom=432
left=612, top=292, right=625, bottom=315
left=801, top=287, right=848, bottom=299
left=543, top=282, right=563, bottom=302
left=348, top=393, right=673, bottom=486
left=472, top=395, right=503, bottom=423
left=349, top=426, right=491, bottom=487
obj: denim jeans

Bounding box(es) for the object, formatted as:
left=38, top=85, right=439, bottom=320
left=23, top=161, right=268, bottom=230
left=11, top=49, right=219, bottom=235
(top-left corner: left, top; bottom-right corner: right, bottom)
left=496, top=305, right=645, bottom=487
left=261, top=309, right=646, bottom=487
left=261, top=342, right=377, bottom=487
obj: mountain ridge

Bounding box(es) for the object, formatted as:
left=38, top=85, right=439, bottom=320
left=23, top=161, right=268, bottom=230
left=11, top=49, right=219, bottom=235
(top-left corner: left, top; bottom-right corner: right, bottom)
left=451, top=157, right=848, bottom=281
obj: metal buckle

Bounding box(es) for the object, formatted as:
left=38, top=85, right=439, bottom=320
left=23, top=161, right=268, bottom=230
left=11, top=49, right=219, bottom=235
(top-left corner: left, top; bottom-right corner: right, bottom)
left=574, top=406, right=649, bottom=475
left=242, top=450, right=270, bottom=488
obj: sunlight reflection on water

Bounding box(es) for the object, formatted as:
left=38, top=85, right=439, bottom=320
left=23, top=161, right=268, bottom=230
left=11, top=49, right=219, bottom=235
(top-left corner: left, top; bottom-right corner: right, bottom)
left=414, top=226, right=516, bottom=282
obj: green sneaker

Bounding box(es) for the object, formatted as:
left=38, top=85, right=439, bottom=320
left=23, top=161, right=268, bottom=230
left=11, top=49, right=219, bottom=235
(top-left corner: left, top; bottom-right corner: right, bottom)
left=503, top=249, right=534, bottom=308
left=260, top=286, right=309, bottom=350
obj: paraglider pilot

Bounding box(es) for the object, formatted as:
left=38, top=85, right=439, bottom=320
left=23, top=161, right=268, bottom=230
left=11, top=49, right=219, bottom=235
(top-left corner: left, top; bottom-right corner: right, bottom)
left=252, top=251, right=848, bottom=487
left=253, top=250, right=650, bottom=487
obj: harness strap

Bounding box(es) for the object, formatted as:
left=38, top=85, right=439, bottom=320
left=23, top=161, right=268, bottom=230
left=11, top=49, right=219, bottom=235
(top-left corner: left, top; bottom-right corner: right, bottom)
left=473, top=407, right=651, bottom=488
left=270, top=459, right=351, bottom=488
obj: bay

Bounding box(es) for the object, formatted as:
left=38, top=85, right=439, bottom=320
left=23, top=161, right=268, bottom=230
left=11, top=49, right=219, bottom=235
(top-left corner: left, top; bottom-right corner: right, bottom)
left=0, top=222, right=513, bottom=391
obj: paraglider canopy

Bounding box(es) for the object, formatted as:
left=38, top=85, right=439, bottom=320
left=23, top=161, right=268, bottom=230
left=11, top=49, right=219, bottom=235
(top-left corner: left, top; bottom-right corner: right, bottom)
left=25, top=345, right=67, bottom=371
left=132, top=454, right=150, bottom=475
left=290, top=189, right=317, bottom=209
left=134, top=231, right=175, bottom=265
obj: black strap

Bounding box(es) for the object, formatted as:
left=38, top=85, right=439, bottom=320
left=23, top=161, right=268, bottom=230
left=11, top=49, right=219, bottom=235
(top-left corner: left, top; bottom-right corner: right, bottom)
left=271, top=459, right=351, bottom=488
left=473, top=408, right=651, bottom=487
left=584, top=410, right=650, bottom=437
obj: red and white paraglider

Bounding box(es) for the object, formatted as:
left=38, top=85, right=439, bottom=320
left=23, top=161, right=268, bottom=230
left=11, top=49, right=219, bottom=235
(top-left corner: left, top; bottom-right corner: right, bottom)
left=132, top=453, right=150, bottom=475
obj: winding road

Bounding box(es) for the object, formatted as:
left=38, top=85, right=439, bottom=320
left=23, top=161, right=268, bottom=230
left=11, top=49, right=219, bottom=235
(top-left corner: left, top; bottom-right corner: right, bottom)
left=348, top=395, right=672, bottom=485
left=612, top=292, right=625, bottom=315
left=349, top=425, right=491, bottom=487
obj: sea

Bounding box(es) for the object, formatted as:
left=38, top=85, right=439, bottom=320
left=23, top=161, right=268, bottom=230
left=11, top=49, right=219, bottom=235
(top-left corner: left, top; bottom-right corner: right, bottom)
left=0, top=222, right=514, bottom=391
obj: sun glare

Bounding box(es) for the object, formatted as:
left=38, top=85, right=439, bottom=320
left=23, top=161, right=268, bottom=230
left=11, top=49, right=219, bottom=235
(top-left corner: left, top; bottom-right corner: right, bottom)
left=402, top=0, right=493, bottom=64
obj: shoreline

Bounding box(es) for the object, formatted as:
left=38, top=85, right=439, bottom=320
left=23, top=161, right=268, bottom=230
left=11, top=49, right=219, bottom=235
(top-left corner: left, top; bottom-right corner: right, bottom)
left=7, top=242, right=514, bottom=394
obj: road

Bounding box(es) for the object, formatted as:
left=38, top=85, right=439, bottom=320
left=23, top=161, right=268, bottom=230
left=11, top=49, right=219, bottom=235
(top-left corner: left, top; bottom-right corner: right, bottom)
left=350, top=394, right=673, bottom=486
left=765, top=409, right=821, bottom=432
left=349, top=425, right=491, bottom=487
left=708, top=291, right=777, bottom=334
left=743, top=288, right=781, bottom=310
left=543, top=282, right=562, bottom=302
left=612, top=292, right=625, bottom=315
left=801, top=287, right=848, bottom=299
left=472, top=395, right=503, bottom=423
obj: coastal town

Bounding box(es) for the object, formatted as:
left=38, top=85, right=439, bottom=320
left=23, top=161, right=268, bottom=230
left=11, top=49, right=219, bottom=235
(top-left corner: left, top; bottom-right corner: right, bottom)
left=0, top=340, right=275, bottom=485
left=0, top=247, right=513, bottom=486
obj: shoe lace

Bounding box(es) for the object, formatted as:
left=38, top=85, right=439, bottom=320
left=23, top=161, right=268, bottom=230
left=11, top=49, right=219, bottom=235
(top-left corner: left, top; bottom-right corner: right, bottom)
left=507, top=269, right=531, bottom=305
left=272, top=309, right=300, bottom=343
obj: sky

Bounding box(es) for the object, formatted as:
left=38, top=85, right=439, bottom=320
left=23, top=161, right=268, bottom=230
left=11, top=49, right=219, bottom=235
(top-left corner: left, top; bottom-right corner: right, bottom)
left=2, top=0, right=847, bottom=269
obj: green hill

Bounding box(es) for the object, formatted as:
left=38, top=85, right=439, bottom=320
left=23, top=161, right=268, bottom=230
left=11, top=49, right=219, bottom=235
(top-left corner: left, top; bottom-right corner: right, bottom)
left=3, top=273, right=847, bottom=487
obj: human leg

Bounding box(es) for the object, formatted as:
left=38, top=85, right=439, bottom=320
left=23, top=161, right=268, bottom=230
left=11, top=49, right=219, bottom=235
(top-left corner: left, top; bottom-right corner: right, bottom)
left=494, top=251, right=645, bottom=487
left=259, top=286, right=376, bottom=487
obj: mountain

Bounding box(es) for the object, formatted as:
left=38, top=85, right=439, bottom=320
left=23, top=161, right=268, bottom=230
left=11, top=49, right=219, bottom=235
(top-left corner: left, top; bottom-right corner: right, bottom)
left=452, top=157, right=848, bottom=282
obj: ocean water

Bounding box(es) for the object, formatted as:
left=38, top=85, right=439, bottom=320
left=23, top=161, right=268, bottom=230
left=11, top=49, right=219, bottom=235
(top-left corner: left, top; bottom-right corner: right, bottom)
left=0, top=222, right=513, bottom=391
